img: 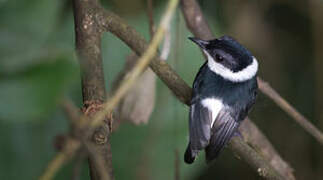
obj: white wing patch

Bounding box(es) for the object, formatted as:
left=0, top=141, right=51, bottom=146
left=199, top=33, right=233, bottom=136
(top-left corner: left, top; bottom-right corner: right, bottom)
left=203, top=50, right=258, bottom=82
left=201, top=98, right=223, bottom=127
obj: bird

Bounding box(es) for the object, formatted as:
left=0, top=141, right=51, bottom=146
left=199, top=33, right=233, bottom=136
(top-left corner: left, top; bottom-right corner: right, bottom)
left=184, top=35, right=258, bottom=164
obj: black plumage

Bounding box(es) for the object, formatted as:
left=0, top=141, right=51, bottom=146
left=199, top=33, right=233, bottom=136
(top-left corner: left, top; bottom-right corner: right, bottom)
left=184, top=36, right=258, bottom=164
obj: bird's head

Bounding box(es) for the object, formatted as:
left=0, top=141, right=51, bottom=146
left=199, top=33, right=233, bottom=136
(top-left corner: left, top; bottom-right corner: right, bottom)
left=189, top=35, right=258, bottom=82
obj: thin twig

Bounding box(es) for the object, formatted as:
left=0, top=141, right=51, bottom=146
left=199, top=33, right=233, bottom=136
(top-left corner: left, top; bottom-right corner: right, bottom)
left=147, top=0, right=155, bottom=38
left=39, top=138, right=80, bottom=180
left=40, top=99, right=112, bottom=180
left=62, top=99, right=81, bottom=126
left=147, top=0, right=171, bottom=61
left=39, top=100, right=84, bottom=180
left=258, top=78, right=323, bottom=144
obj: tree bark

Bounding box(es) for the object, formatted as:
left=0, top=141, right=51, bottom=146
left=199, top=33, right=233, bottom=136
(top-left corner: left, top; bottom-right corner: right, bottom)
left=73, top=0, right=114, bottom=179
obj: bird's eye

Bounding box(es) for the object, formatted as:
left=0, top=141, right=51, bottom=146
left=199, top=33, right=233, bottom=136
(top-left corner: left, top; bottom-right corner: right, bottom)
left=215, top=54, right=224, bottom=62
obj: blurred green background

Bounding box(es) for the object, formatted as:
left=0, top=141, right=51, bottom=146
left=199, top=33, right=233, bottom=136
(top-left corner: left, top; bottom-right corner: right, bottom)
left=0, top=0, right=322, bottom=179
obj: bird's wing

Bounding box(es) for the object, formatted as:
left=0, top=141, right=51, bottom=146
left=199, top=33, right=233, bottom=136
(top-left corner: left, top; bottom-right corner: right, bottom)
left=205, top=107, right=239, bottom=163
left=185, top=97, right=226, bottom=164
left=185, top=101, right=214, bottom=164
left=188, top=102, right=213, bottom=150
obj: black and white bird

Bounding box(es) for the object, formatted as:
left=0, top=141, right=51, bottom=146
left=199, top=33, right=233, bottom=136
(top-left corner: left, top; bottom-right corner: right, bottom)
left=184, top=35, right=258, bottom=164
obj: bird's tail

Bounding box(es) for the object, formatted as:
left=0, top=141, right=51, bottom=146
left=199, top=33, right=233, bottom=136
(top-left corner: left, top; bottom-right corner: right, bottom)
left=184, top=143, right=198, bottom=164
left=205, top=119, right=239, bottom=163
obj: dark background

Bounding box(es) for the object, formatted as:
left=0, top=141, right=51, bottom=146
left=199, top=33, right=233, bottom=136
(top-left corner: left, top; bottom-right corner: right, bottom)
left=0, top=0, right=322, bottom=179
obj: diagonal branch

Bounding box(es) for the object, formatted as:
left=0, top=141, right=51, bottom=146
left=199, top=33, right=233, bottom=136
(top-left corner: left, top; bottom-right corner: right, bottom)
left=229, top=136, right=284, bottom=179
left=258, top=78, right=323, bottom=144
left=180, top=0, right=213, bottom=40
left=240, top=118, right=295, bottom=180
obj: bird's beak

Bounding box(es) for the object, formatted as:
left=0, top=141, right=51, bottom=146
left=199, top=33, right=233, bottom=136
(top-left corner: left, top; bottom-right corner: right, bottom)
left=189, top=37, right=209, bottom=49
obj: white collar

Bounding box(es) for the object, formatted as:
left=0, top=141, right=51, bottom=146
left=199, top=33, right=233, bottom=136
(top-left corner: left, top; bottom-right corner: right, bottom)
left=204, top=51, right=258, bottom=82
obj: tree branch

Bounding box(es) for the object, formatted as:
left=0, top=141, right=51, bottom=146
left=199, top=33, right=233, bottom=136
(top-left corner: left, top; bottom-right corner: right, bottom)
left=229, top=136, right=287, bottom=179
left=73, top=0, right=113, bottom=179
left=40, top=99, right=111, bottom=180
left=240, top=119, right=295, bottom=180
left=229, top=136, right=284, bottom=180
left=180, top=0, right=213, bottom=40
left=64, top=100, right=110, bottom=180
left=258, top=78, right=323, bottom=144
